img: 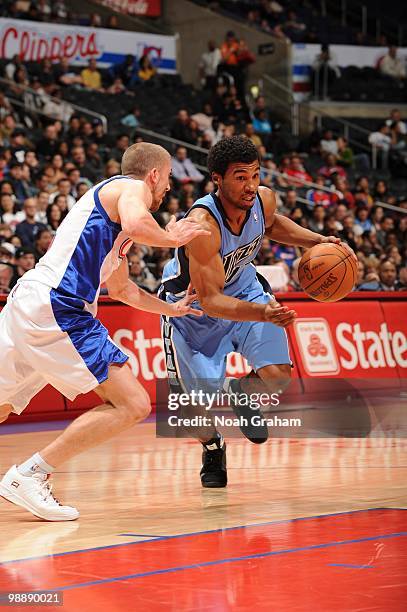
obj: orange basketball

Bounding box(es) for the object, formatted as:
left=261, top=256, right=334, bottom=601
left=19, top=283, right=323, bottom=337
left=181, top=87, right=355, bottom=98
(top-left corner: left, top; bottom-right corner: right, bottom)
left=298, top=243, right=357, bottom=302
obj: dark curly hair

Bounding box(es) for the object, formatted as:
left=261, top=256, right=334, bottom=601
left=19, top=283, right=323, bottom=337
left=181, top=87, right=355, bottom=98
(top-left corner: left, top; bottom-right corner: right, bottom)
left=207, top=136, right=260, bottom=177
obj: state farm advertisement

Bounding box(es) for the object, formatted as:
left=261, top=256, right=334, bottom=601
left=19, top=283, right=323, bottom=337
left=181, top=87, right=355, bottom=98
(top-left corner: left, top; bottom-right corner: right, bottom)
left=1, top=295, right=406, bottom=420
left=286, top=300, right=406, bottom=379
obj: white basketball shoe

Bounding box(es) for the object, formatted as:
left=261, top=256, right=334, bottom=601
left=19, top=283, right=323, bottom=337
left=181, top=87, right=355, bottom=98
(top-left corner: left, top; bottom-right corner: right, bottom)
left=0, top=465, right=79, bottom=521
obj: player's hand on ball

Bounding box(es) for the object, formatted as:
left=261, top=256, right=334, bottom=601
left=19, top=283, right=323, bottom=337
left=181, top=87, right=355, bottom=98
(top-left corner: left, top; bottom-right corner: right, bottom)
left=165, top=216, right=211, bottom=247
left=171, top=284, right=203, bottom=318
left=320, top=236, right=358, bottom=264
left=320, top=235, right=341, bottom=245
left=264, top=299, right=296, bottom=327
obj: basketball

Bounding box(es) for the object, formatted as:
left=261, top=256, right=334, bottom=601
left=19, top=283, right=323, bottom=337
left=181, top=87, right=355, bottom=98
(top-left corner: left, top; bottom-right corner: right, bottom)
left=298, top=243, right=357, bottom=302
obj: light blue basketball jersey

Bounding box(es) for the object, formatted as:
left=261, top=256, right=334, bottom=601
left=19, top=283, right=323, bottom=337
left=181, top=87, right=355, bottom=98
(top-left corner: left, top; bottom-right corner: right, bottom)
left=162, top=192, right=265, bottom=298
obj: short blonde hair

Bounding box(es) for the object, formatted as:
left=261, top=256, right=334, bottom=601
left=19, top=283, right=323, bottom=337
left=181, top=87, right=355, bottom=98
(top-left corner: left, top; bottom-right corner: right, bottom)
left=121, top=142, right=170, bottom=178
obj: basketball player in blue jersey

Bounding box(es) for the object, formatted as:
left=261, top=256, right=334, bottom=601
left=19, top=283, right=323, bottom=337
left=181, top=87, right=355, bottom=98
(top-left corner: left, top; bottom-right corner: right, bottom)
left=0, top=142, right=210, bottom=520
left=161, top=136, right=349, bottom=487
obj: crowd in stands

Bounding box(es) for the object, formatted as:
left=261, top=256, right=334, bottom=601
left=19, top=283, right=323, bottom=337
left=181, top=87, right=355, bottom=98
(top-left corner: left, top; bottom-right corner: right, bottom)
left=202, top=0, right=404, bottom=45
left=312, top=43, right=406, bottom=103
left=0, top=27, right=406, bottom=294
left=0, top=1, right=122, bottom=28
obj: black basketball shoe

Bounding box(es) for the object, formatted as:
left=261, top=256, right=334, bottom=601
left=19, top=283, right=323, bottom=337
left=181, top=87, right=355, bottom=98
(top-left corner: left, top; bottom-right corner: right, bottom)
left=224, top=378, right=269, bottom=444
left=200, top=436, right=227, bottom=488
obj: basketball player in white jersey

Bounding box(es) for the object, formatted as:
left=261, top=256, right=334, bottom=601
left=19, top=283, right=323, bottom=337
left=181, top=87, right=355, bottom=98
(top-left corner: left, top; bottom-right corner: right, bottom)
left=0, top=143, right=210, bottom=521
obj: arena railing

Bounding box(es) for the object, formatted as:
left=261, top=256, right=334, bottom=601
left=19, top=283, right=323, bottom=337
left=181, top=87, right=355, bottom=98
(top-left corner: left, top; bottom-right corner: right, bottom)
left=0, top=77, right=108, bottom=133
left=135, top=127, right=407, bottom=215
left=261, top=74, right=372, bottom=157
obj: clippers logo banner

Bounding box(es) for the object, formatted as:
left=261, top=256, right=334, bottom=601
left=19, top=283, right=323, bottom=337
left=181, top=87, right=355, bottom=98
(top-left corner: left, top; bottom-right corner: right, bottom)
left=0, top=18, right=175, bottom=72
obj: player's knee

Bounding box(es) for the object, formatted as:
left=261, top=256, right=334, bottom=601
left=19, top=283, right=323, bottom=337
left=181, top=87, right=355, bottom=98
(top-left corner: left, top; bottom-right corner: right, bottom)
left=120, top=391, right=151, bottom=425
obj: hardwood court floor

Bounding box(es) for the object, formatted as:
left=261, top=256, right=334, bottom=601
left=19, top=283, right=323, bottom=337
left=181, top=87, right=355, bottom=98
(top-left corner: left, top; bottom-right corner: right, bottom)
left=0, top=422, right=406, bottom=610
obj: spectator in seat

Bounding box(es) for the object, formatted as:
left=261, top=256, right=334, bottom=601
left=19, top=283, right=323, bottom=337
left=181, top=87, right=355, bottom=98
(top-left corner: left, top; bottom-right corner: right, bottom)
left=192, top=104, right=216, bottom=146
left=199, top=40, right=222, bottom=90
left=33, top=227, right=53, bottom=259
left=76, top=181, right=90, bottom=199
left=353, top=205, right=374, bottom=236
left=306, top=175, right=332, bottom=209
left=385, top=109, right=407, bottom=135
left=0, top=242, right=15, bottom=265
left=354, top=259, right=367, bottom=289
left=320, top=130, right=338, bottom=156
left=70, top=146, right=98, bottom=183
left=376, top=216, right=395, bottom=247
left=128, top=253, right=157, bottom=293
left=286, top=257, right=302, bottom=291
left=89, top=12, right=102, bottom=27
left=283, top=10, right=307, bottom=41
left=106, top=14, right=119, bottom=29
left=371, top=206, right=385, bottom=231
left=138, top=55, right=157, bottom=83
left=0, top=262, right=14, bottom=294
left=358, top=259, right=398, bottom=291
left=110, top=134, right=130, bottom=164
left=285, top=155, right=312, bottom=187
left=354, top=176, right=374, bottom=208
left=220, top=30, right=240, bottom=79
left=54, top=57, right=83, bottom=87
left=49, top=178, right=76, bottom=211
left=244, top=123, right=263, bottom=148
left=379, top=46, right=406, bottom=80
left=252, top=110, right=272, bottom=136
left=6, top=161, right=32, bottom=204
left=0, top=115, right=17, bottom=147
left=318, top=153, right=347, bottom=180
left=308, top=205, right=326, bottom=233
left=121, top=106, right=141, bottom=130
left=312, top=44, right=340, bottom=97
left=9, top=247, right=36, bottom=289
left=5, top=54, right=24, bottom=81
left=38, top=59, right=57, bottom=90
left=46, top=203, right=63, bottom=234
left=113, top=54, right=138, bottom=88
left=0, top=193, right=24, bottom=229
left=104, top=159, right=121, bottom=180
left=15, top=198, right=47, bottom=248
left=81, top=59, right=103, bottom=91
left=396, top=267, right=407, bottom=291
left=36, top=124, right=60, bottom=161
left=171, top=109, right=197, bottom=144
left=235, top=39, right=255, bottom=96
left=171, top=146, right=204, bottom=187
left=279, top=189, right=299, bottom=215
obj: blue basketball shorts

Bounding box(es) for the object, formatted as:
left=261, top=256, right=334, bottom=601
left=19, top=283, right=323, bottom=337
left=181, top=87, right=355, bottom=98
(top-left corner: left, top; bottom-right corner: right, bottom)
left=161, top=283, right=292, bottom=393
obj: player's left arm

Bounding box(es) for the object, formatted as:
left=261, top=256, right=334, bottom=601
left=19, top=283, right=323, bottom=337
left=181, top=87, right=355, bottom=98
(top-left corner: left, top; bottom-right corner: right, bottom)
left=260, top=186, right=340, bottom=248
left=105, top=258, right=202, bottom=318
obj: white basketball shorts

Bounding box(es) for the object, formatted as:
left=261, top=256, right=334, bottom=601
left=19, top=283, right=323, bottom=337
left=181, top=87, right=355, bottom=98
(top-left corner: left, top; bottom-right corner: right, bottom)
left=0, top=281, right=128, bottom=414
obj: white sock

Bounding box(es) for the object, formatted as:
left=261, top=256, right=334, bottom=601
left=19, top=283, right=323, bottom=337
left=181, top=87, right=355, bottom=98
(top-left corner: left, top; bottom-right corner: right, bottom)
left=17, top=452, right=55, bottom=477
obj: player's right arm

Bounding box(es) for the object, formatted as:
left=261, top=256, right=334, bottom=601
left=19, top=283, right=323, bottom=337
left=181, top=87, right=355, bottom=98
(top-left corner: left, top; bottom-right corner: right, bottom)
left=117, top=181, right=210, bottom=248
left=186, top=210, right=296, bottom=326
